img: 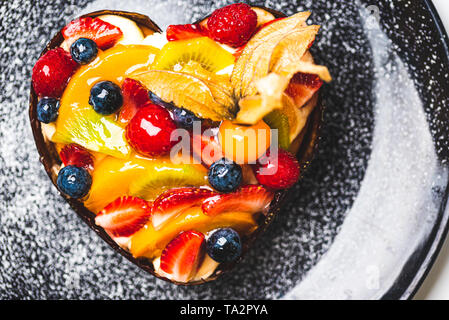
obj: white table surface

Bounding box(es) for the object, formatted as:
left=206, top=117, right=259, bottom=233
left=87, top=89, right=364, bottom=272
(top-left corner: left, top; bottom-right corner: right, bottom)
left=413, top=0, right=449, bottom=300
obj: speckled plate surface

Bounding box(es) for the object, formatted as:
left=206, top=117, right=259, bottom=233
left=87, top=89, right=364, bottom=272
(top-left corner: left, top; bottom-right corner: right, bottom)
left=2, top=0, right=449, bottom=300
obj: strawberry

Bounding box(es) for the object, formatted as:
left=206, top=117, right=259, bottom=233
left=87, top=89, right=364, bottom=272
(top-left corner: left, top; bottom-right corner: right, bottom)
left=285, top=72, right=323, bottom=108
left=62, top=17, right=123, bottom=50
left=202, top=185, right=273, bottom=216
left=59, top=144, right=94, bottom=171
left=32, top=48, right=78, bottom=97
left=207, top=3, right=258, bottom=48
left=166, top=24, right=208, bottom=41
left=152, top=188, right=217, bottom=230
left=126, top=104, right=178, bottom=157
left=191, top=134, right=223, bottom=167
left=160, top=230, right=205, bottom=283
left=253, top=149, right=300, bottom=190
left=95, top=196, right=152, bottom=237
left=118, top=78, right=151, bottom=124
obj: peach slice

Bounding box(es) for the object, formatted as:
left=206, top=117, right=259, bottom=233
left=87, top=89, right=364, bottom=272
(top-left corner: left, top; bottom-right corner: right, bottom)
left=52, top=45, right=160, bottom=158
left=130, top=207, right=258, bottom=259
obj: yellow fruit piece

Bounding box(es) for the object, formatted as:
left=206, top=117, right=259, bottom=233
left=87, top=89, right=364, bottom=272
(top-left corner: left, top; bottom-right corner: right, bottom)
left=129, top=162, right=209, bottom=201
left=180, top=61, right=234, bottom=107
left=231, top=11, right=313, bottom=97
left=84, top=155, right=208, bottom=213
left=236, top=73, right=289, bottom=125
left=53, top=45, right=160, bottom=158
left=281, top=94, right=310, bottom=143
left=218, top=120, right=271, bottom=164
left=131, top=69, right=235, bottom=121
left=152, top=37, right=235, bottom=73
left=130, top=207, right=258, bottom=259
left=84, top=155, right=158, bottom=213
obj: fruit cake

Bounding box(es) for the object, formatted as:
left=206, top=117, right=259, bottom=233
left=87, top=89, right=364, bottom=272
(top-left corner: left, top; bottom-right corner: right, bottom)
left=30, top=4, right=331, bottom=284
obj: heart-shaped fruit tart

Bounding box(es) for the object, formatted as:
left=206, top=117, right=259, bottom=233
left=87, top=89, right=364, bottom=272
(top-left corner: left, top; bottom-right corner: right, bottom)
left=29, top=3, right=331, bottom=284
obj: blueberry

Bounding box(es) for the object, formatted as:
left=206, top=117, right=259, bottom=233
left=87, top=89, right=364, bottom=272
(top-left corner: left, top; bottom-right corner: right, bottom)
left=57, top=165, right=92, bottom=199
left=89, top=81, right=123, bottom=115
left=70, top=38, right=98, bottom=65
left=208, top=158, right=242, bottom=193
left=207, top=228, right=242, bottom=263
left=149, top=91, right=174, bottom=109
left=172, top=107, right=200, bottom=129
left=36, top=97, right=60, bottom=123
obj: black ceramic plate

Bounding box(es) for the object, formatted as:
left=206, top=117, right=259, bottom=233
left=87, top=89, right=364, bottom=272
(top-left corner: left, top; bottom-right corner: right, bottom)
left=1, top=0, right=449, bottom=299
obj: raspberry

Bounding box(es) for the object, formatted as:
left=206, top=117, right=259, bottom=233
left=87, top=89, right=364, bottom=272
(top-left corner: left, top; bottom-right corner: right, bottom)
left=32, top=48, right=78, bottom=97
left=126, top=104, right=177, bottom=157
left=59, top=144, right=94, bottom=171
left=207, top=3, right=258, bottom=48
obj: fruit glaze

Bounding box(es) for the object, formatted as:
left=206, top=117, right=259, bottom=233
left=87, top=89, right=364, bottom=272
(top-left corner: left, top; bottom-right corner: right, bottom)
left=30, top=4, right=331, bottom=284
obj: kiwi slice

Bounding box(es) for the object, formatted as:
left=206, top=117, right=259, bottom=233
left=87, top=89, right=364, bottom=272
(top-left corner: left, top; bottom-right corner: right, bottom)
left=129, top=163, right=209, bottom=201
left=264, top=110, right=290, bottom=150
left=52, top=108, right=131, bottom=159
left=152, top=37, right=235, bottom=73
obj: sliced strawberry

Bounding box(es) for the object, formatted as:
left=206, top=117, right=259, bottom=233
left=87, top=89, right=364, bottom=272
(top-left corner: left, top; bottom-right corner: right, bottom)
left=160, top=230, right=205, bottom=283
left=62, top=17, right=123, bottom=50
left=118, top=78, right=151, bottom=124
left=152, top=188, right=217, bottom=230
left=202, top=185, right=274, bottom=217
left=59, top=144, right=94, bottom=171
left=285, top=72, right=323, bottom=108
left=166, top=24, right=208, bottom=41
left=191, top=134, right=223, bottom=167
left=95, top=196, right=152, bottom=237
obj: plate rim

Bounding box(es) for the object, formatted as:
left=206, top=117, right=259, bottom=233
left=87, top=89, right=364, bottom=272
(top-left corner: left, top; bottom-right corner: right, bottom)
left=380, top=0, right=449, bottom=300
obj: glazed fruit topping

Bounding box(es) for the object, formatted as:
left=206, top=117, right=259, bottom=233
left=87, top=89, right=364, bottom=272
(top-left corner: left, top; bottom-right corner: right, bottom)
left=207, top=3, right=258, bottom=48
left=70, top=38, right=98, bottom=65
left=57, top=165, right=92, bottom=199
left=151, top=188, right=217, bottom=230
left=202, top=184, right=273, bottom=216
left=32, top=48, right=78, bottom=97
left=171, top=107, right=201, bottom=130
left=285, top=72, right=323, bottom=108
left=166, top=24, right=208, bottom=41
left=253, top=149, right=300, bottom=190
left=89, top=81, right=123, bottom=115
left=95, top=196, right=152, bottom=237
left=192, top=134, right=223, bottom=167
left=206, top=228, right=242, bottom=263
left=160, top=230, right=205, bottom=283
left=118, top=78, right=151, bottom=124
left=126, top=104, right=177, bottom=157
left=130, top=207, right=257, bottom=259
left=59, top=144, right=94, bottom=171
left=62, top=17, right=123, bottom=50
left=218, top=120, right=272, bottom=164
left=36, top=97, right=60, bottom=123
left=208, top=158, right=242, bottom=193
left=152, top=37, right=235, bottom=73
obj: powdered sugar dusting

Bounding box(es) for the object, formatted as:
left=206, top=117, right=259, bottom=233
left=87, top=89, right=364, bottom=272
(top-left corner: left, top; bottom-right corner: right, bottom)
left=1, top=0, right=449, bottom=299
left=284, top=5, right=448, bottom=299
